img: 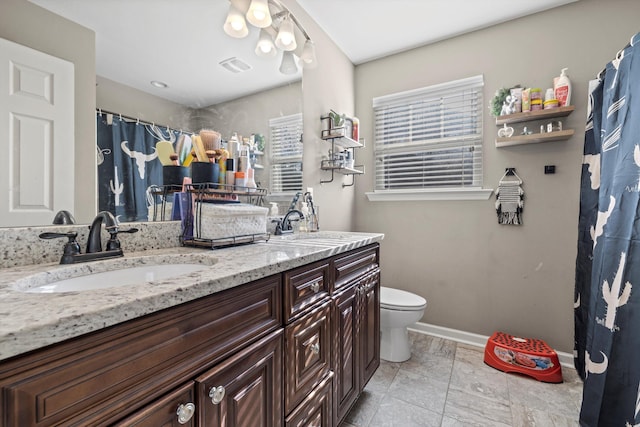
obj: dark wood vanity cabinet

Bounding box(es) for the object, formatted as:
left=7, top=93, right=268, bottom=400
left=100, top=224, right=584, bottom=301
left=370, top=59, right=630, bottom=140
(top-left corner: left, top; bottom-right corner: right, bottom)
left=0, top=243, right=380, bottom=427
left=0, top=275, right=282, bottom=427
left=332, top=247, right=380, bottom=425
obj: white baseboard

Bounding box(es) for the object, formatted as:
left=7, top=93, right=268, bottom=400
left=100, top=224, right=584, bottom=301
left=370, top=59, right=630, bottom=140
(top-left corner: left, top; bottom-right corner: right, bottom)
left=407, top=322, right=575, bottom=369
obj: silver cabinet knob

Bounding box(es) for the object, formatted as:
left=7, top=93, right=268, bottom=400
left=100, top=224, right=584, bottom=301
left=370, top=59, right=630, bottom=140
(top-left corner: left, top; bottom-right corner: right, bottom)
left=176, top=403, right=195, bottom=424
left=310, top=342, right=320, bottom=354
left=209, top=385, right=226, bottom=405
left=311, top=281, right=320, bottom=293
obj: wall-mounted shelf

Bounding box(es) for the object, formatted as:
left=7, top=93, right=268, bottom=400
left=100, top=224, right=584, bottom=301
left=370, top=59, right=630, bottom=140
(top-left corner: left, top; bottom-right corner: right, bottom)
left=496, top=129, right=575, bottom=147
left=495, top=105, right=575, bottom=125
left=495, top=105, right=575, bottom=148
left=320, top=114, right=365, bottom=187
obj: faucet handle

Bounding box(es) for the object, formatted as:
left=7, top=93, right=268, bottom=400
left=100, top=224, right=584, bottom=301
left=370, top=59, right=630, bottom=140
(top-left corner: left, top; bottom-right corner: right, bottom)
left=39, top=231, right=78, bottom=241
left=39, top=232, right=81, bottom=263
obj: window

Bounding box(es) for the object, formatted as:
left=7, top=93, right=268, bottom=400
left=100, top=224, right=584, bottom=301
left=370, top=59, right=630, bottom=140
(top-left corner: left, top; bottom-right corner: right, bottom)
left=269, top=113, right=303, bottom=195
left=368, top=75, right=490, bottom=201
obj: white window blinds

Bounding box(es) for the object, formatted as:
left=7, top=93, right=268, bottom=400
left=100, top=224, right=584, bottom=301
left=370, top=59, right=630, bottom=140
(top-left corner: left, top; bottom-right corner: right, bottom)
left=372, top=75, right=484, bottom=191
left=269, top=113, right=303, bottom=194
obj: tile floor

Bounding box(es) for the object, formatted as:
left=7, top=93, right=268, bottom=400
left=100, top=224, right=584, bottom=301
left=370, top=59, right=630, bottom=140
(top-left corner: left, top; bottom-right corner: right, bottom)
left=340, top=331, right=583, bottom=427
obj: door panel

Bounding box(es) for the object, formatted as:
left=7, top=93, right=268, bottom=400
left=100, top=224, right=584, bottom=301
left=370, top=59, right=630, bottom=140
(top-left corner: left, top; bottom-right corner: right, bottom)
left=196, top=330, right=283, bottom=427
left=0, top=37, right=74, bottom=226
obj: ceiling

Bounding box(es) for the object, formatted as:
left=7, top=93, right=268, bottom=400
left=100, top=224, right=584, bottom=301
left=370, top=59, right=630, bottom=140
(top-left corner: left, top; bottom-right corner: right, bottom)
left=29, top=0, right=577, bottom=109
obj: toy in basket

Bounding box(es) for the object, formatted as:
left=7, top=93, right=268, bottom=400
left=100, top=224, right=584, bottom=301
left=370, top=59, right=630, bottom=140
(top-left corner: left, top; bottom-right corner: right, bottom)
left=484, top=331, right=562, bottom=383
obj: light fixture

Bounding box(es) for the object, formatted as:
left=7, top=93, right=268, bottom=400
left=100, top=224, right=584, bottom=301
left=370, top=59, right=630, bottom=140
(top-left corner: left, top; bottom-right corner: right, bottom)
left=255, top=29, right=277, bottom=58
left=279, top=50, right=298, bottom=75
left=222, top=0, right=316, bottom=74
left=246, top=0, right=272, bottom=28
left=150, top=80, right=168, bottom=88
left=223, top=1, right=248, bottom=38
left=300, top=39, right=317, bottom=68
left=275, top=14, right=297, bottom=51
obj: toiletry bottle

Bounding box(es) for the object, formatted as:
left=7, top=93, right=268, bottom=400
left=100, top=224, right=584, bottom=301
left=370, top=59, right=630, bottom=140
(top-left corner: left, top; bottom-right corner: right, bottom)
left=352, top=117, right=359, bottom=142
left=299, top=201, right=309, bottom=232
left=235, top=171, right=246, bottom=189
left=554, top=68, right=572, bottom=107
left=246, top=167, right=256, bottom=192
left=226, top=158, right=235, bottom=190
left=269, top=202, right=279, bottom=216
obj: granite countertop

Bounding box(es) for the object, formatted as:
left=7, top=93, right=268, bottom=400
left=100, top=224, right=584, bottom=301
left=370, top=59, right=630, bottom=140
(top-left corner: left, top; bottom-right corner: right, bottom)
left=0, top=231, right=383, bottom=362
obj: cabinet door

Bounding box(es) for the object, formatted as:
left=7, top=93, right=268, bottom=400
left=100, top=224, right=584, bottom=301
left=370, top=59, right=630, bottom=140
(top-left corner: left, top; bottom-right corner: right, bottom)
left=285, top=372, right=333, bottom=427
left=332, top=284, right=359, bottom=425
left=113, top=382, right=196, bottom=427
left=196, top=330, right=283, bottom=427
left=358, top=270, right=381, bottom=388
left=284, top=300, right=331, bottom=415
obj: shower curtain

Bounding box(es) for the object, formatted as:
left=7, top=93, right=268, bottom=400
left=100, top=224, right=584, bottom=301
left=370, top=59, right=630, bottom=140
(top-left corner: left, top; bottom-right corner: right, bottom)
left=97, top=113, right=181, bottom=222
left=575, top=32, right=640, bottom=426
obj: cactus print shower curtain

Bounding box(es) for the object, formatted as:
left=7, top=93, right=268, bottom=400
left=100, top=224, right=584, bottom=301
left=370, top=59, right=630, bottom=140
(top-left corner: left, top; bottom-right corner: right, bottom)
left=575, top=32, right=640, bottom=426
left=96, top=112, right=179, bottom=222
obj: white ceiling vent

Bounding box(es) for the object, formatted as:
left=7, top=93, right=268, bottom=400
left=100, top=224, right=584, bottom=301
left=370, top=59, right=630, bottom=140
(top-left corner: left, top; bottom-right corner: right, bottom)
left=219, top=57, right=252, bottom=73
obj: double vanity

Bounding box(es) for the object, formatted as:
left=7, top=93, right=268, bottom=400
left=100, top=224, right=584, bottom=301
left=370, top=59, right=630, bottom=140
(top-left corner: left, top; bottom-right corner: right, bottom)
left=0, top=229, right=383, bottom=426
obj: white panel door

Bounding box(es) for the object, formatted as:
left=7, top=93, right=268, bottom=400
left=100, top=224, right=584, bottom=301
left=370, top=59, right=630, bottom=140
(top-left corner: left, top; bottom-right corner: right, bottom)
left=0, top=37, right=74, bottom=227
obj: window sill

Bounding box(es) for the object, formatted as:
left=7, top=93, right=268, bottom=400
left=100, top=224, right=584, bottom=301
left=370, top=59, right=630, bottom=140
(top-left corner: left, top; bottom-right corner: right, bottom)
left=365, top=187, right=493, bottom=201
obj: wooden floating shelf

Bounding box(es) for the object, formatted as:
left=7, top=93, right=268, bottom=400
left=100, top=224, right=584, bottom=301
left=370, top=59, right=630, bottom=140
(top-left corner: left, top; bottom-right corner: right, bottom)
left=495, top=105, right=575, bottom=125
left=495, top=129, right=575, bottom=147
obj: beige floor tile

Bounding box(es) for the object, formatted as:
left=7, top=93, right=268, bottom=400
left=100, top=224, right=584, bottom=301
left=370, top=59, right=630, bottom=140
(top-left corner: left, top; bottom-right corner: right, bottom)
left=342, top=333, right=582, bottom=427
left=388, top=369, right=449, bottom=414
left=368, top=397, right=442, bottom=427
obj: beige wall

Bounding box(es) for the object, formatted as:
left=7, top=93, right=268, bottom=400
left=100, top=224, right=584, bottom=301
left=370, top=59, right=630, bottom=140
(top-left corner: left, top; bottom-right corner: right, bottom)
left=0, top=0, right=96, bottom=223
left=96, top=76, right=195, bottom=131
left=283, top=0, right=356, bottom=232
left=353, top=0, right=640, bottom=353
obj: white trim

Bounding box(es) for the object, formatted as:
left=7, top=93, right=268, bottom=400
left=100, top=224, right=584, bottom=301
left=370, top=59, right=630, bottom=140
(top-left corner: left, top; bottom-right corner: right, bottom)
left=366, top=187, right=493, bottom=201
left=408, top=322, right=575, bottom=369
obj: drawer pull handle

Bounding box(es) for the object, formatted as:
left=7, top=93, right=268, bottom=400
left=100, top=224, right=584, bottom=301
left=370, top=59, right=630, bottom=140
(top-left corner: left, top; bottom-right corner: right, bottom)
left=176, top=402, right=195, bottom=424
left=311, top=281, right=320, bottom=293
left=310, top=342, right=320, bottom=354
left=209, top=385, right=226, bottom=405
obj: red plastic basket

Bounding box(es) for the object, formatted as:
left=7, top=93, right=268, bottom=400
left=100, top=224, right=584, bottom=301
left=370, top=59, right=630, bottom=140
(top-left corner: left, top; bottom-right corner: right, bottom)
left=484, top=331, right=563, bottom=383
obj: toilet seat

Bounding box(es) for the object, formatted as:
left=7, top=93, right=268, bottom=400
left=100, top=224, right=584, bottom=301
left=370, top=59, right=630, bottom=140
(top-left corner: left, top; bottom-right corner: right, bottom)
left=380, top=287, right=427, bottom=311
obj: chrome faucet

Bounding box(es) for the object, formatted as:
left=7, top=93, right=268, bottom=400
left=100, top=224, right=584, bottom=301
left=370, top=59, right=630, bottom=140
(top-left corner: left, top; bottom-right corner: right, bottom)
left=274, top=209, right=304, bottom=235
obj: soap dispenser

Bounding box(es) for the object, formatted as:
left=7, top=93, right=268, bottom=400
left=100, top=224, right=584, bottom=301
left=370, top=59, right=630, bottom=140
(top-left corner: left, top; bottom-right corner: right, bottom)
left=269, top=202, right=279, bottom=216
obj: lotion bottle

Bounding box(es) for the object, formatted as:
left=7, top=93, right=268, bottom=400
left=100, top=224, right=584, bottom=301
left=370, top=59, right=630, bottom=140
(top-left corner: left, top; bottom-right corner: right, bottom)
left=554, top=68, right=572, bottom=107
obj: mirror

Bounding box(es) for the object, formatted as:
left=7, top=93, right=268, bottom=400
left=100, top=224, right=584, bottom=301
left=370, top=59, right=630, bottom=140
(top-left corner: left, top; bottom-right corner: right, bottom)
left=1, top=0, right=303, bottom=227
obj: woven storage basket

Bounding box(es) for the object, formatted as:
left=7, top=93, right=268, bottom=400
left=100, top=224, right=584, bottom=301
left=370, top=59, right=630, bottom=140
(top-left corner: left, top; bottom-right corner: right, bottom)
left=194, top=203, right=268, bottom=240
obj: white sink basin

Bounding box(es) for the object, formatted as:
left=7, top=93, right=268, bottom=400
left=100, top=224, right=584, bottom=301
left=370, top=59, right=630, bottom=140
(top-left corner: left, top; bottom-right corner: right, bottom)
left=11, top=254, right=215, bottom=293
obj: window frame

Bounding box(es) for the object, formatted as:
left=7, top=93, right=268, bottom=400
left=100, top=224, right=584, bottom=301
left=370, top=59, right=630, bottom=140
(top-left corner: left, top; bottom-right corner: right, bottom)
left=366, top=75, right=492, bottom=201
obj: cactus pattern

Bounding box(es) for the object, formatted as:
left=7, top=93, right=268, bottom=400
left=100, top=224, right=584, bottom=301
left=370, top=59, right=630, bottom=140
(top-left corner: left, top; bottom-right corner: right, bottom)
left=602, top=252, right=632, bottom=331
left=110, top=166, right=124, bottom=207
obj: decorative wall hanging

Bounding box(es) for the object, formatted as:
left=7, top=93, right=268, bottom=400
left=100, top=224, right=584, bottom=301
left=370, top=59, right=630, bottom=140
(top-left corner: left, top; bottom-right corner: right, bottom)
left=495, top=168, right=524, bottom=225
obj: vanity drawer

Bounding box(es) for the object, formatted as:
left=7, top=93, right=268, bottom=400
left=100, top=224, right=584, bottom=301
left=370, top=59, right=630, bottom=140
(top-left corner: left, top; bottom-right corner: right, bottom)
left=283, top=260, right=330, bottom=323
left=332, top=244, right=379, bottom=294
left=285, top=372, right=333, bottom=427
left=0, top=275, right=282, bottom=427
left=284, top=300, right=332, bottom=415
left=113, top=381, right=196, bottom=427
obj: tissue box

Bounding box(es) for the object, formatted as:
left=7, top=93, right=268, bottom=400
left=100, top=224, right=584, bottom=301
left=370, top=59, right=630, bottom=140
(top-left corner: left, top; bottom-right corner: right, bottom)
left=194, top=203, right=268, bottom=240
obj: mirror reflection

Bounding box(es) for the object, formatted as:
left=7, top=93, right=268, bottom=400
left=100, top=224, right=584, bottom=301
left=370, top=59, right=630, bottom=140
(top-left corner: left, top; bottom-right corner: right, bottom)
left=1, top=0, right=304, bottom=227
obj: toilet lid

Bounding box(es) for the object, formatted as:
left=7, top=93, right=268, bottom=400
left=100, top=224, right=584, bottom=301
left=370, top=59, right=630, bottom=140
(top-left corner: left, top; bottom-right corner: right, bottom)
left=380, top=287, right=427, bottom=310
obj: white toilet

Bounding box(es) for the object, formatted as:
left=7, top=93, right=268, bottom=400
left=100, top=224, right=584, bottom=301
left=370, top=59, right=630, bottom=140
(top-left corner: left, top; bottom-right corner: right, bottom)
left=380, top=286, right=427, bottom=362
